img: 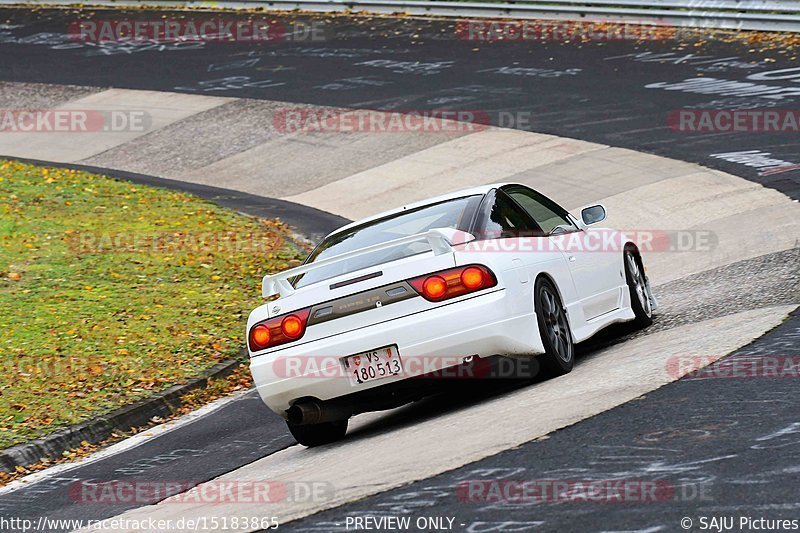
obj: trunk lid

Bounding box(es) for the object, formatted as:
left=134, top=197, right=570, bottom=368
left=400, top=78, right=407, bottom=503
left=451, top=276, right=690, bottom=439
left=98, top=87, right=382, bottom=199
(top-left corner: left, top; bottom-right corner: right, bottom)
left=267, top=251, right=456, bottom=346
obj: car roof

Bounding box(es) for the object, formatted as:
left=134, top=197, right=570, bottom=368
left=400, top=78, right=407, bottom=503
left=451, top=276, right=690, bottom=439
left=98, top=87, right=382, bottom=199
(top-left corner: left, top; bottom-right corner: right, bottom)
left=328, top=182, right=512, bottom=237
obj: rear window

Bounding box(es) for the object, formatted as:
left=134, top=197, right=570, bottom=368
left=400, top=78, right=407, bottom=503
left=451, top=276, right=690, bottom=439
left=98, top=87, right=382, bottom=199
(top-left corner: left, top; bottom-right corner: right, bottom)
left=294, top=195, right=481, bottom=289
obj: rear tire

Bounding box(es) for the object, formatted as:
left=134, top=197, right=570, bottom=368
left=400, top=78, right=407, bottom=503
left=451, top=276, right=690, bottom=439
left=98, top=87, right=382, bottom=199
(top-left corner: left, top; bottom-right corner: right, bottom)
left=287, top=419, right=348, bottom=447
left=534, top=277, right=574, bottom=377
left=624, top=248, right=654, bottom=328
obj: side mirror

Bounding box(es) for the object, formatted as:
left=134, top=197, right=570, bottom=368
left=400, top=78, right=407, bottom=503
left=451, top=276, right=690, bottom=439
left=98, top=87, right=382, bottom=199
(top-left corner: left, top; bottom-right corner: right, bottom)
left=581, top=204, right=607, bottom=226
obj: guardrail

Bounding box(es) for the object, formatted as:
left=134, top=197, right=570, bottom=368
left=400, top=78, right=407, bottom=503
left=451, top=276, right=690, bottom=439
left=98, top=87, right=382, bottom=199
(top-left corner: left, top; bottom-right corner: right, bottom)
left=3, top=0, right=800, bottom=32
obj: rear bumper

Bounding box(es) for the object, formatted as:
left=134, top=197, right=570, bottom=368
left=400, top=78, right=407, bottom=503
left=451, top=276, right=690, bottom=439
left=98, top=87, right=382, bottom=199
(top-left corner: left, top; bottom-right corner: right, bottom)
left=250, top=289, right=542, bottom=416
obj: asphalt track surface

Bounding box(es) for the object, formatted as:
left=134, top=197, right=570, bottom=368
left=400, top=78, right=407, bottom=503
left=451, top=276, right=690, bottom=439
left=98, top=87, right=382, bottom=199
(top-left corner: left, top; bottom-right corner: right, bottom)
left=0, top=391, right=294, bottom=528
left=0, top=9, right=798, bottom=199
left=0, top=8, right=798, bottom=532
left=288, top=309, right=800, bottom=533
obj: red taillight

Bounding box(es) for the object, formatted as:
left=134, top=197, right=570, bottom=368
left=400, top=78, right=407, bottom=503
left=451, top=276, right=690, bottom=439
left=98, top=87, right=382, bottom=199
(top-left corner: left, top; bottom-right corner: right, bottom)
left=251, top=325, right=271, bottom=349
left=249, top=308, right=310, bottom=352
left=409, top=265, right=497, bottom=302
left=460, top=267, right=485, bottom=290
left=422, top=275, right=447, bottom=300
left=281, top=314, right=304, bottom=338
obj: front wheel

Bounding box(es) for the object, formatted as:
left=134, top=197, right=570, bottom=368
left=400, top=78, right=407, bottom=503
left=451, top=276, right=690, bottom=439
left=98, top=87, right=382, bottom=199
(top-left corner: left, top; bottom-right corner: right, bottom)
left=534, top=277, right=574, bottom=377
left=287, top=419, right=348, bottom=447
left=624, top=249, right=654, bottom=328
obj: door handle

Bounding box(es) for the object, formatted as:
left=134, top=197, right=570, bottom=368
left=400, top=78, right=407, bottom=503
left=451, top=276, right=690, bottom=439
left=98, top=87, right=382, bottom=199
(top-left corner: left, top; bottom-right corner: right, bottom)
left=568, top=256, right=576, bottom=262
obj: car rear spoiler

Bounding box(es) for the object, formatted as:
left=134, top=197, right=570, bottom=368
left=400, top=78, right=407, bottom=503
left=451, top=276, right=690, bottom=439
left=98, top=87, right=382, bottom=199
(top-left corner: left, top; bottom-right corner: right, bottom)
left=262, top=228, right=475, bottom=298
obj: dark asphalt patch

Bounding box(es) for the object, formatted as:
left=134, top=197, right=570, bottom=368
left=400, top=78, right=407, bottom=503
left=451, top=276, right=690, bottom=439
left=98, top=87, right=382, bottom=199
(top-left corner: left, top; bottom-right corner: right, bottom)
left=281, top=308, right=800, bottom=533
left=0, top=9, right=798, bottom=198
left=0, top=391, right=293, bottom=532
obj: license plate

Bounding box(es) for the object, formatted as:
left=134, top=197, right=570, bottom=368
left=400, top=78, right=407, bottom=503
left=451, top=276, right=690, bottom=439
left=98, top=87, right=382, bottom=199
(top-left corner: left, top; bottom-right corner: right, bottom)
left=342, top=346, right=403, bottom=386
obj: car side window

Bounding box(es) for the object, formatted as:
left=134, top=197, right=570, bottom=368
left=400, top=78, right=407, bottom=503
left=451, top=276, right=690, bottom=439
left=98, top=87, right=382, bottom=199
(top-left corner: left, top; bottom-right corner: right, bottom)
left=506, top=187, right=579, bottom=235
left=479, top=190, right=540, bottom=238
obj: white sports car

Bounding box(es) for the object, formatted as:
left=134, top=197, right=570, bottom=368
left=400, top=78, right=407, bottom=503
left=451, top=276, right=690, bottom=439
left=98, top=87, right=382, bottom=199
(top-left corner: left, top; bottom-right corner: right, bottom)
left=247, top=184, right=657, bottom=446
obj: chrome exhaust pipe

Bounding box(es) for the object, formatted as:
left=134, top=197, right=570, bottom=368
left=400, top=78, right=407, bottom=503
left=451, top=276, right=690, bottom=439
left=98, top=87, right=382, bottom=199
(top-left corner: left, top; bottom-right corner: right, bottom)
left=287, top=401, right=352, bottom=425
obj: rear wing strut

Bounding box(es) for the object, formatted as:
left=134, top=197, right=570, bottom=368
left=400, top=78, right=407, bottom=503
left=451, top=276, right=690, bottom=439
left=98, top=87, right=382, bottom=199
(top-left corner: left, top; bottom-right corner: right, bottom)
left=262, top=228, right=475, bottom=298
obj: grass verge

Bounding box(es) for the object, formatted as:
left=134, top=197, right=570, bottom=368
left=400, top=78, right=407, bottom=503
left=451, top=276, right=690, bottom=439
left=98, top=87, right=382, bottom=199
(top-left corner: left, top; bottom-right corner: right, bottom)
left=0, top=160, right=304, bottom=450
